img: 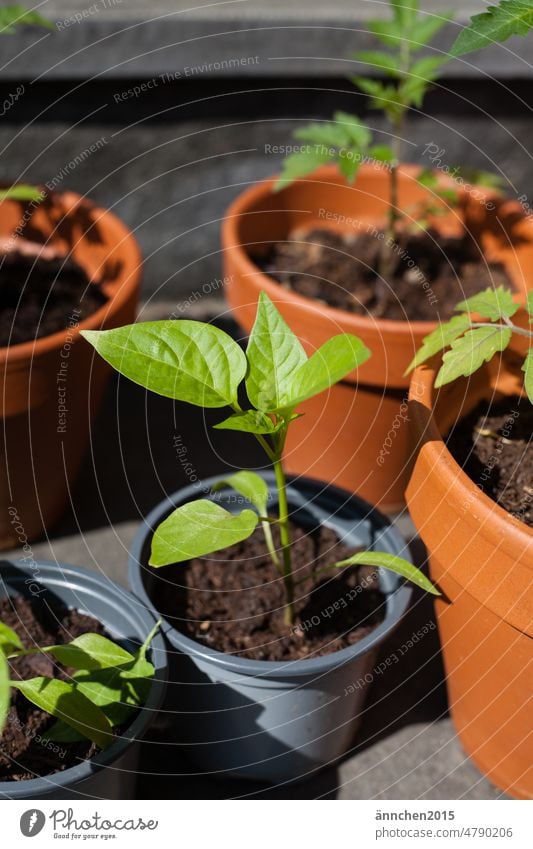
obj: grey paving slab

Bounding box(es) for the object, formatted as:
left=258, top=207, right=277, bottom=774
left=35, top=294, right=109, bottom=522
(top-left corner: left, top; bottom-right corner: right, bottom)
left=2, top=1, right=532, bottom=80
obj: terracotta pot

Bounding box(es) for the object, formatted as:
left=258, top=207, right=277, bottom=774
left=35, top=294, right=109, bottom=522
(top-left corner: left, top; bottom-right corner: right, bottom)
left=222, top=164, right=533, bottom=511
left=0, top=191, right=141, bottom=548
left=406, top=337, right=533, bottom=799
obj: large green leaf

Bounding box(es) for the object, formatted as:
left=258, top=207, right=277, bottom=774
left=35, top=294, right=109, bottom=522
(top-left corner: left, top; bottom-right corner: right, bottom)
left=332, top=551, right=440, bottom=595
left=522, top=350, right=533, bottom=403
left=213, top=410, right=283, bottom=434
left=150, top=499, right=259, bottom=567
left=82, top=321, right=246, bottom=408
left=42, top=635, right=135, bottom=671
left=0, top=621, right=23, bottom=654
left=455, top=286, right=519, bottom=321
left=406, top=314, right=472, bottom=373
left=12, top=678, right=113, bottom=749
left=435, top=326, right=512, bottom=387
left=0, top=5, right=53, bottom=34
left=212, top=471, right=269, bottom=517
left=0, top=652, right=9, bottom=736
left=452, top=0, right=533, bottom=56
left=245, top=292, right=308, bottom=411
left=281, top=334, right=370, bottom=408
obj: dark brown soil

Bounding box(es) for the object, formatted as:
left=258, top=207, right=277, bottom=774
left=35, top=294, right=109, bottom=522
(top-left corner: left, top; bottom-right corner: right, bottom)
left=0, top=595, right=107, bottom=782
left=0, top=248, right=107, bottom=347
left=447, top=396, right=533, bottom=527
left=255, top=228, right=514, bottom=321
left=151, top=522, right=387, bottom=661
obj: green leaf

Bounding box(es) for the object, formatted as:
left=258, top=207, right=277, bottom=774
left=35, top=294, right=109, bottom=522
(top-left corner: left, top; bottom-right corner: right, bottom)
left=391, top=0, right=419, bottom=29
left=369, top=145, right=395, bottom=164
left=213, top=410, right=283, bottom=434
left=0, top=5, right=53, bottom=34
left=149, top=500, right=259, bottom=567
left=399, top=58, right=447, bottom=107
left=274, top=148, right=335, bottom=191
left=333, top=112, right=372, bottom=148
left=43, top=634, right=135, bottom=671
left=451, top=0, right=533, bottom=56
left=0, top=652, right=9, bottom=736
left=354, top=49, right=400, bottom=76
left=368, top=19, right=404, bottom=47
left=455, top=286, right=519, bottom=321
left=246, top=292, right=307, bottom=411
left=411, top=12, right=454, bottom=47
left=82, top=321, right=246, bottom=409
left=0, top=184, right=44, bottom=202
left=12, top=678, right=113, bottom=749
left=435, top=326, right=512, bottom=387
left=527, top=291, right=533, bottom=319
left=0, top=621, right=23, bottom=655
left=332, top=551, right=440, bottom=595
left=522, top=350, right=533, bottom=403
left=338, top=151, right=361, bottom=183
left=294, top=121, right=350, bottom=149
left=281, top=334, right=371, bottom=408
left=212, top=471, right=269, bottom=517
left=352, top=77, right=405, bottom=120
left=406, top=314, right=471, bottom=373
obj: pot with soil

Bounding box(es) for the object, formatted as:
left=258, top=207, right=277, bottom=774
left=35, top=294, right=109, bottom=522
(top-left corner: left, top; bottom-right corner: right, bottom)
left=0, top=559, right=167, bottom=800
left=221, top=163, right=533, bottom=511
left=0, top=189, right=141, bottom=549
left=129, top=472, right=413, bottom=783
left=406, top=336, right=533, bottom=799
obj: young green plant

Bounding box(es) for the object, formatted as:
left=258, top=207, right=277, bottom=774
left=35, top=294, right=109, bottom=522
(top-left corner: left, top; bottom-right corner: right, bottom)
left=82, top=292, right=438, bottom=627
left=0, top=5, right=53, bottom=202
left=0, top=619, right=158, bottom=750
left=407, top=286, right=533, bottom=401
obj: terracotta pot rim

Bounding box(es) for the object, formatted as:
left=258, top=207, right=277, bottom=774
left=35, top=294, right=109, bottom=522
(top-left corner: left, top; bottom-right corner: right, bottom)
left=222, top=163, right=504, bottom=339
left=0, top=191, right=142, bottom=364
left=409, top=361, right=533, bottom=552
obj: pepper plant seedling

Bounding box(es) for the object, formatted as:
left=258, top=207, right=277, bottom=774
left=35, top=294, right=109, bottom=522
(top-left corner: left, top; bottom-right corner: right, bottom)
left=82, top=292, right=438, bottom=626
left=0, top=5, right=53, bottom=203
left=0, top=619, right=159, bottom=749
left=406, top=286, right=533, bottom=402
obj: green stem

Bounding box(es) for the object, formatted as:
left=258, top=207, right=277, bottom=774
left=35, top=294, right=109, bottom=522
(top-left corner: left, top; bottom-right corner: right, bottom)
left=470, top=321, right=533, bottom=339
left=273, top=445, right=294, bottom=626
left=261, top=519, right=282, bottom=573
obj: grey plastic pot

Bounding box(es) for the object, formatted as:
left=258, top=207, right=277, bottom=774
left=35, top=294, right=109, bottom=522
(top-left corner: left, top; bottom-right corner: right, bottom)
left=0, top=560, right=167, bottom=800
left=129, top=473, right=413, bottom=785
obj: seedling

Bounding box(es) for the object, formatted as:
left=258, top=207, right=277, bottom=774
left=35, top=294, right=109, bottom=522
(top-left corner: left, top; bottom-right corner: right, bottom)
left=83, top=293, right=438, bottom=627
left=407, top=286, right=533, bottom=402
left=0, top=619, right=158, bottom=750
left=0, top=5, right=53, bottom=202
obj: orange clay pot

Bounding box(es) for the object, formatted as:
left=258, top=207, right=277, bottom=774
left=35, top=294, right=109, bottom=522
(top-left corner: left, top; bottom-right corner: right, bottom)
left=222, top=164, right=533, bottom=512
left=0, top=191, right=141, bottom=549
left=406, top=336, right=533, bottom=799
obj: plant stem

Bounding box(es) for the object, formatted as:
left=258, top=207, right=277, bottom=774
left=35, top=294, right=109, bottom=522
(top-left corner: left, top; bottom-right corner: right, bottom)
left=273, top=447, right=294, bottom=626
left=261, top=519, right=282, bottom=572
left=470, top=321, right=533, bottom=340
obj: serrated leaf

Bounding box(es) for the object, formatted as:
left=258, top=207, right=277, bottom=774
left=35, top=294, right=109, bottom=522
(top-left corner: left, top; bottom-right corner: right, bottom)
left=82, top=321, right=246, bottom=409
left=354, top=49, right=399, bottom=76
left=281, top=334, right=371, bottom=408
left=333, top=112, right=372, bottom=148
left=455, top=286, right=519, bottom=321
left=212, top=471, right=269, bottom=516
left=0, top=5, right=53, bottom=34
left=0, top=184, right=43, bottom=202
left=213, top=410, right=283, bottom=434
left=246, top=291, right=307, bottom=411
left=406, top=315, right=471, bottom=373
left=435, top=326, right=512, bottom=387
left=294, top=121, right=350, bottom=149
left=452, top=0, right=533, bottom=56
left=274, top=148, right=335, bottom=191
left=332, top=551, right=440, bottom=595
left=149, top=500, right=259, bottom=567
left=43, top=634, right=135, bottom=671
left=522, top=350, right=533, bottom=402
left=12, top=678, right=113, bottom=749
left=0, top=652, right=9, bottom=736
left=0, top=621, right=23, bottom=655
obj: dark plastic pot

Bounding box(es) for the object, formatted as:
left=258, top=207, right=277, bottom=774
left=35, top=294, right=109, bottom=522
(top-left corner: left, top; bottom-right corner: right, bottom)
left=0, top=560, right=167, bottom=800
left=128, top=473, right=412, bottom=784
